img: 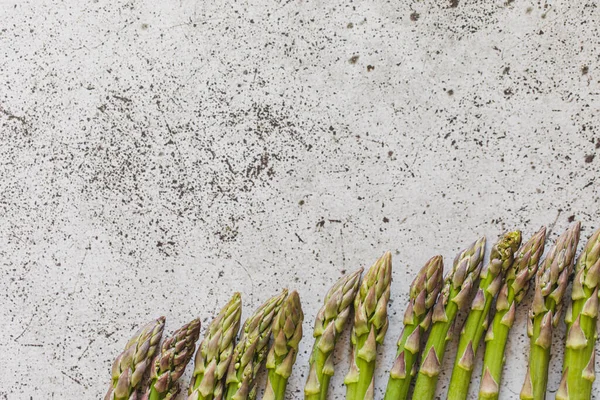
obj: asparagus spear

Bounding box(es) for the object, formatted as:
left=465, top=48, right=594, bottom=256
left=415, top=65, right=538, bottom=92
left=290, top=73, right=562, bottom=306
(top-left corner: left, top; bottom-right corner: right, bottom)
left=384, top=255, right=444, bottom=400
left=520, top=222, right=581, bottom=400
left=189, top=293, right=243, bottom=400
left=556, top=227, right=600, bottom=400
left=224, top=290, right=288, bottom=400
left=479, top=227, right=546, bottom=400
left=344, top=252, right=392, bottom=400
left=144, top=318, right=201, bottom=400
left=412, top=237, right=486, bottom=400
left=304, top=268, right=363, bottom=400
left=448, top=231, right=522, bottom=400
left=263, top=291, right=304, bottom=400
left=106, top=317, right=166, bottom=400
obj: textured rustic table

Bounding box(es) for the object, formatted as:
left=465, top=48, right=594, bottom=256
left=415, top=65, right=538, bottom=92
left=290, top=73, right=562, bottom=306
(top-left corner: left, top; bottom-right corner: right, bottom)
left=1, top=0, right=598, bottom=398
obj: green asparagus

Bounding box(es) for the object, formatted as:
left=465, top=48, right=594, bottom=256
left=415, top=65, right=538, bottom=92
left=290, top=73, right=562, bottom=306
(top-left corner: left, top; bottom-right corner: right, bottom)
left=344, top=252, right=392, bottom=400
left=556, top=227, right=600, bottom=400
left=520, top=222, right=581, bottom=400
left=189, top=293, right=243, bottom=400
left=144, top=318, right=201, bottom=400
left=479, top=227, right=546, bottom=399
left=106, top=317, right=166, bottom=400
left=304, top=268, right=363, bottom=400
left=224, top=290, right=288, bottom=400
left=412, top=237, right=486, bottom=400
left=263, top=291, right=304, bottom=400
left=384, top=255, right=444, bottom=400
left=448, top=231, right=522, bottom=400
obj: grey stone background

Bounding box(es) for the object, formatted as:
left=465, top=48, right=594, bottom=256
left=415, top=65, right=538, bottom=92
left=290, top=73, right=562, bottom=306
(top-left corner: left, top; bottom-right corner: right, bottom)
left=1, top=0, right=599, bottom=398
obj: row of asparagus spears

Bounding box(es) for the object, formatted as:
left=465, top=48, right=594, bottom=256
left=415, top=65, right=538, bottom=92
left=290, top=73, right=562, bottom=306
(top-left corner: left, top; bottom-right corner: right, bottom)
left=106, top=222, right=600, bottom=400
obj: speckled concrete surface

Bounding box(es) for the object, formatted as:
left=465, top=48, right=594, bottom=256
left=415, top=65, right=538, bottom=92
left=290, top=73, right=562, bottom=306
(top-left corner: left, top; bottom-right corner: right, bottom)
left=1, top=0, right=599, bottom=399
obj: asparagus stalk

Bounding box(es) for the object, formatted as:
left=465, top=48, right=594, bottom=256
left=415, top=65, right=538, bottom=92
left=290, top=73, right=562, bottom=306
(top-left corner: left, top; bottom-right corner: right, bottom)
left=344, top=252, right=392, bottom=400
left=224, top=290, right=288, bottom=400
left=263, top=291, right=304, bottom=400
left=304, top=268, right=363, bottom=400
left=448, top=231, right=522, bottom=400
left=412, top=237, right=486, bottom=400
left=479, top=227, right=546, bottom=400
left=384, top=255, right=444, bottom=400
left=189, top=293, right=243, bottom=400
left=520, top=222, right=581, bottom=400
left=144, top=318, right=202, bottom=400
left=106, top=317, right=166, bottom=400
left=556, top=227, right=600, bottom=400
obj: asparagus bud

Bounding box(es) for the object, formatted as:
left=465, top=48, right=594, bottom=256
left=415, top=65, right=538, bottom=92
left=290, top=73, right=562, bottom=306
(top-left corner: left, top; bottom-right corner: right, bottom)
left=521, top=222, right=580, bottom=400
left=224, top=290, right=288, bottom=400
left=344, top=252, right=392, bottom=400
left=189, top=293, right=242, bottom=400
left=263, top=291, right=304, bottom=400
left=479, top=227, right=546, bottom=400
left=144, top=318, right=201, bottom=400
left=304, top=268, right=363, bottom=400
left=556, top=227, right=600, bottom=400
left=448, top=231, right=522, bottom=400
left=412, top=237, right=486, bottom=400
left=106, top=317, right=166, bottom=400
left=384, top=255, right=443, bottom=400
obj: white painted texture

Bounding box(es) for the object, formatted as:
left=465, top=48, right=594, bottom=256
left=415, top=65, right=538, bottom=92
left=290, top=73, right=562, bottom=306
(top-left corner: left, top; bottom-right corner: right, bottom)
left=1, top=0, right=599, bottom=398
